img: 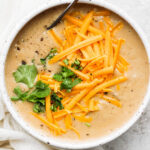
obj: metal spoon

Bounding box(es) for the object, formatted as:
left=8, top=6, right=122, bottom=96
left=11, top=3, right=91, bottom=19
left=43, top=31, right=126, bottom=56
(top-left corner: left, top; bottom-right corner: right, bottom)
left=47, top=0, right=79, bottom=30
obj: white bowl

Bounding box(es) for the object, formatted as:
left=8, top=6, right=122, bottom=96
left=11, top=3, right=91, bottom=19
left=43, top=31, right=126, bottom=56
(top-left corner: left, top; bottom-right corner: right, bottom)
left=0, top=0, right=150, bottom=149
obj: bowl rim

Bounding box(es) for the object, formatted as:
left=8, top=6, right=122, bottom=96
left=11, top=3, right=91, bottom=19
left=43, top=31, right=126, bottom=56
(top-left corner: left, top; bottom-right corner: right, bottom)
left=0, top=0, right=150, bottom=149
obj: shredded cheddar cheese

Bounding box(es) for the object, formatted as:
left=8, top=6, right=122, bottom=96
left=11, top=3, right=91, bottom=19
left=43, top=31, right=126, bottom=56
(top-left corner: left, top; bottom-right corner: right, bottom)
left=32, top=9, right=129, bottom=138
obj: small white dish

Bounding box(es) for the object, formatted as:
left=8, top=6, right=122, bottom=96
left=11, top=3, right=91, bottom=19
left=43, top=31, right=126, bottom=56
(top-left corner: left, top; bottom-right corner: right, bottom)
left=0, top=0, right=150, bottom=149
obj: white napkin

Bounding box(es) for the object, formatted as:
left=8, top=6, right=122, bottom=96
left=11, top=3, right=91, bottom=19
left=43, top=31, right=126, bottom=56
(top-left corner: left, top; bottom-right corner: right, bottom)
left=0, top=97, right=53, bottom=150
left=0, top=96, right=104, bottom=150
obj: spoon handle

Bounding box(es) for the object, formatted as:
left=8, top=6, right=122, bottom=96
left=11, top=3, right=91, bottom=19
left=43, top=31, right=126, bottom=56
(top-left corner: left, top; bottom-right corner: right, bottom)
left=47, top=0, right=79, bottom=30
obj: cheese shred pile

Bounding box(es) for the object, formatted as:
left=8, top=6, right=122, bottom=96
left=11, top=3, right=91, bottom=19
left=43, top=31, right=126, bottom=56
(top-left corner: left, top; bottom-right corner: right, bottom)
left=31, top=10, right=129, bottom=137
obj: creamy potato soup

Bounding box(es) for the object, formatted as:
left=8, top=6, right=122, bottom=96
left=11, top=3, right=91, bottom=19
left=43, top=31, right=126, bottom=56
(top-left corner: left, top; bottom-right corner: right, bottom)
left=5, top=4, right=149, bottom=142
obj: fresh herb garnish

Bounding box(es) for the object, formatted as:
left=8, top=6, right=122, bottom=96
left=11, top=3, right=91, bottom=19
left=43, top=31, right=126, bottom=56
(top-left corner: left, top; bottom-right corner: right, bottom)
left=11, top=86, right=29, bottom=101
left=53, top=67, right=75, bottom=81
left=61, top=67, right=75, bottom=78
left=74, top=59, right=80, bottom=65
left=11, top=80, right=64, bottom=113
left=40, top=48, right=57, bottom=65
left=40, top=58, right=46, bottom=65
left=11, top=81, right=51, bottom=113
left=60, top=78, right=81, bottom=91
left=72, top=78, right=82, bottom=87
left=85, top=123, right=91, bottom=127
left=26, top=81, right=51, bottom=100
left=53, top=66, right=82, bottom=92
left=32, top=59, right=35, bottom=64
left=53, top=73, right=63, bottom=82
left=71, top=59, right=83, bottom=70
left=13, top=64, right=38, bottom=88
left=50, top=92, right=64, bottom=112
left=60, top=78, right=73, bottom=90
left=33, top=102, right=45, bottom=113
left=63, top=59, right=69, bottom=65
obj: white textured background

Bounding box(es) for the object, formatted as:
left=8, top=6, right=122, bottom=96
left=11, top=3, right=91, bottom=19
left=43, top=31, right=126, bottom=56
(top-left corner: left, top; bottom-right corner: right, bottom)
left=0, top=0, right=150, bottom=150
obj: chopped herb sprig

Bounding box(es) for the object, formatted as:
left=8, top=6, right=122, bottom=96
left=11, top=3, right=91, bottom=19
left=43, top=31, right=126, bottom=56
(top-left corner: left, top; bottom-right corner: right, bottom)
left=11, top=81, right=51, bottom=113
left=13, top=64, right=38, bottom=88
left=53, top=66, right=82, bottom=92
left=85, top=123, right=91, bottom=127
left=71, top=59, right=83, bottom=70
left=40, top=48, right=57, bottom=65
left=11, top=80, right=64, bottom=113
left=50, top=92, right=64, bottom=112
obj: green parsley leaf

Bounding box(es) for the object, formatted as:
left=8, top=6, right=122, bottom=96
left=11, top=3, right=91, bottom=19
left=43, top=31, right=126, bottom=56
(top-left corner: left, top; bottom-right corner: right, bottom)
left=61, top=67, right=75, bottom=78
left=60, top=78, right=73, bottom=90
left=11, top=86, right=28, bottom=101
left=60, top=78, right=81, bottom=92
left=53, top=66, right=75, bottom=81
left=11, top=97, right=20, bottom=101
left=27, top=81, right=51, bottom=99
left=32, top=59, right=35, bottom=64
left=50, top=105, right=57, bottom=112
left=40, top=58, right=46, bottom=65
left=74, top=59, right=80, bottom=65
left=13, top=65, right=38, bottom=88
left=85, top=123, right=91, bottom=127
left=71, top=59, right=83, bottom=71
left=72, top=78, right=82, bottom=87
left=49, top=48, right=57, bottom=54
left=53, top=66, right=81, bottom=92
left=50, top=92, right=64, bottom=112
left=53, top=73, right=63, bottom=81
left=33, top=102, right=45, bottom=113
left=66, top=89, right=71, bottom=93
left=40, top=48, right=57, bottom=65
left=30, top=87, right=50, bottom=98
left=63, top=59, right=69, bottom=65
left=35, top=80, right=49, bottom=89
left=79, top=66, right=83, bottom=70
left=11, top=81, right=50, bottom=114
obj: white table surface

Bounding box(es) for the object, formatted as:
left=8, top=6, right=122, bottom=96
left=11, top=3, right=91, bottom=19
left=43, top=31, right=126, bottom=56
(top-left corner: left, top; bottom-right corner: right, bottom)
left=0, top=0, right=150, bottom=150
